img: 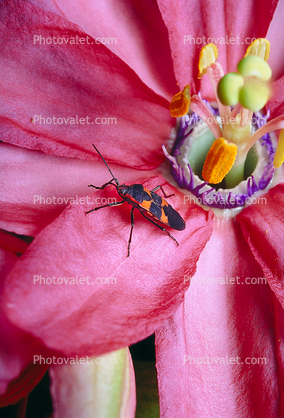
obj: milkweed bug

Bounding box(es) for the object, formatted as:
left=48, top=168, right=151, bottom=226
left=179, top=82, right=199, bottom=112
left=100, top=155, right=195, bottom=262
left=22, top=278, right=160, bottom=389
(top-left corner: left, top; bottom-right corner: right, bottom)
left=85, top=144, right=186, bottom=257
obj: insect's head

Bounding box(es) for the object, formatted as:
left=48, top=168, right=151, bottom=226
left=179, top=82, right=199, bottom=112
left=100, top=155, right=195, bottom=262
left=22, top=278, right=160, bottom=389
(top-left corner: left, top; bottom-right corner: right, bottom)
left=117, top=184, right=129, bottom=197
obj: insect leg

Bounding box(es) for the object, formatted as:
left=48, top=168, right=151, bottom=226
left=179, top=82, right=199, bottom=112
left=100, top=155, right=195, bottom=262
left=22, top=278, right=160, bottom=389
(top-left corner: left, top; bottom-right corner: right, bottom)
left=139, top=211, right=179, bottom=246
left=127, top=207, right=135, bottom=258
left=151, top=185, right=174, bottom=199
left=88, top=179, right=116, bottom=190
left=85, top=201, right=124, bottom=215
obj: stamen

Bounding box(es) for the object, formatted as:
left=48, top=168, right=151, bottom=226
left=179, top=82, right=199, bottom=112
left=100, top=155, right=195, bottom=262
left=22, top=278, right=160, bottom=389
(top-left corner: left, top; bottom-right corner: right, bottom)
left=231, top=103, right=241, bottom=119
left=206, top=62, right=231, bottom=128
left=198, top=43, right=218, bottom=79
left=202, top=137, right=238, bottom=184
left=189, top=94, right=223, bottom=138
left=244, top=38, right=270, bottom=61
left=273, top=129, right=284, bottom=168
left=169, top=84, right=191, bottom=117
left=241, top=115, right=284, bottom=157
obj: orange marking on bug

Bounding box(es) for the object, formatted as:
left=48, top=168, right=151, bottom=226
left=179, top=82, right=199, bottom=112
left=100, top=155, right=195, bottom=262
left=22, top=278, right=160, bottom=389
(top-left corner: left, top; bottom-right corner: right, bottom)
left=160, top=205, right=169, bottom=224
left=140, top=200, right=152, bottom=211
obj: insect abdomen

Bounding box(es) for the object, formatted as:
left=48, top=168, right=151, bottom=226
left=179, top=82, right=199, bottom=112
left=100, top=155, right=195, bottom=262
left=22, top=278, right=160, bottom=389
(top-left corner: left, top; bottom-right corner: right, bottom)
left=140, top=192, right=185, bottom=231
left=163, top=204, right=185, bottom=230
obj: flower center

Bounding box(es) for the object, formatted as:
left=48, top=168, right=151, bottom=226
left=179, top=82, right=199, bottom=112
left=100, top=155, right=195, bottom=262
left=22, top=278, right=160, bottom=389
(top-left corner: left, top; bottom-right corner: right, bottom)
left=164, top=39, right=284, bottom=211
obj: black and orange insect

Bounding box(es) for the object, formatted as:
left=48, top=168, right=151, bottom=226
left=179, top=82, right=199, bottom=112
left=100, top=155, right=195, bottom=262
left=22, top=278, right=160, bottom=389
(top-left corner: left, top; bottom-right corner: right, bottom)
left=85, top=144, right=186, bottom=257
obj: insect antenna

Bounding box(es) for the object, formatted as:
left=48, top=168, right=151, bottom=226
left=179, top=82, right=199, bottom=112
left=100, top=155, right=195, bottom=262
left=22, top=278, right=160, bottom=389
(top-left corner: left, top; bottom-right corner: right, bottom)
left=92, top=144, right=119, bottom=186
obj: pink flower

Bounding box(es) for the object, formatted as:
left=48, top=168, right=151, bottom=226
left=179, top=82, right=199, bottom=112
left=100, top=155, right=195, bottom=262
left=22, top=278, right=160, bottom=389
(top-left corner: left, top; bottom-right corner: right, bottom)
left=0, top=0, right=212, bottom=412
left=1, top=0, right=284, bottom=416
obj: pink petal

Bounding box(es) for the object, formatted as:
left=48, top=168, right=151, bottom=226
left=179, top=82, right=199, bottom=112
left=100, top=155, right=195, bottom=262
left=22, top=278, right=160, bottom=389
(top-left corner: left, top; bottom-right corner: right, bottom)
left=267, top=75, right=284, bottom=120
left=0, top=143, right=156, bottom=236
left=266, top=0, right=284, bottom=81
left=156, top=217, right=284, bottom=417
left=0, top=231, right=47, bottom=396
left=4, top=176, right=213, bottom=356
left=0, top=0, right=173, bottom=169
left=0, top=230, right=28, bottom=275
left=50, top=348, right=136, bottom=418
left=157, top=0, right=277, bottom=97
left=237, top=184, right=284, bottom=308
left=28, top=0, right=177, bottom=100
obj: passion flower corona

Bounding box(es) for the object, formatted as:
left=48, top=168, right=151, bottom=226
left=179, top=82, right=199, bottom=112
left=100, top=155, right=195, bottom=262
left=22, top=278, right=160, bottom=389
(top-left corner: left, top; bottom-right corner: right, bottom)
left=165, top=39, right=284, bottom=211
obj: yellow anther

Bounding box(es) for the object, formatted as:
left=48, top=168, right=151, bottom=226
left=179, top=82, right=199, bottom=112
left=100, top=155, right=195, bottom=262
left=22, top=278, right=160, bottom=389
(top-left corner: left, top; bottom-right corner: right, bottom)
left=202, top=137, right=238, bottom=184
left=169, top=84, right=191, bottom=117
left=244, top=38, right=270, bottom=61
left=198, top=43, right=218, bottom=79
left=273, top=129, right=284, bottom=168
